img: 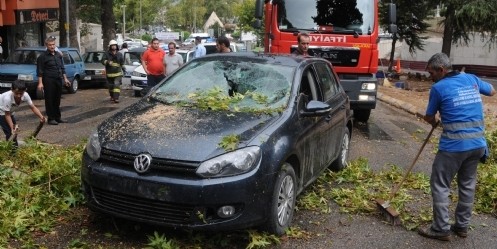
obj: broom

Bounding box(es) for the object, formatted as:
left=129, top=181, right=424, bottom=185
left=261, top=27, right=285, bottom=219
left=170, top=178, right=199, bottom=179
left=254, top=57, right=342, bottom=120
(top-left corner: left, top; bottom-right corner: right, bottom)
left=376, top=121, right=439, bottom=225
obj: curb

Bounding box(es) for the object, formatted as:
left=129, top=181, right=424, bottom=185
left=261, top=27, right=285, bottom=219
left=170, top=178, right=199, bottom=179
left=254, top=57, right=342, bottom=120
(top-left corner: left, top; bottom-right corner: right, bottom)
left=377, top=92, right=425, bottom=119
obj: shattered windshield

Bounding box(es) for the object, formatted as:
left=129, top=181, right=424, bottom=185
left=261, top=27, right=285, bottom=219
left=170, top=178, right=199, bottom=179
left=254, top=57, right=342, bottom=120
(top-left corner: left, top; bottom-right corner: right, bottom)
left=151, top=58, right=293, bottom=113
left=6, top=50, right=44, bottom=64
left=277, top=0, right=374, bottom=35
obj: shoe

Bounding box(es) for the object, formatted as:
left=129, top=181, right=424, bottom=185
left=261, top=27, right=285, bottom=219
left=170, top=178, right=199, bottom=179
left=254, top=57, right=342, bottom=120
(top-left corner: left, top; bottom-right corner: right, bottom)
left=417, top=225, right=451, bottom=241
left=113, top=99, right=119, bottom=103
left=450, top=225, right=468, bottom=238
left=48, top=120, right=58, bottom=125
left=55, top=119, right=67, bottom=123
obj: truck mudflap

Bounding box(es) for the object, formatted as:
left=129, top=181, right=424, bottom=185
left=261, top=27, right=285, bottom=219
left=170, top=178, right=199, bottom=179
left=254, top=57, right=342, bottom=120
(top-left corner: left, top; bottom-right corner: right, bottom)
left=339, top=76, right=377, bottom=123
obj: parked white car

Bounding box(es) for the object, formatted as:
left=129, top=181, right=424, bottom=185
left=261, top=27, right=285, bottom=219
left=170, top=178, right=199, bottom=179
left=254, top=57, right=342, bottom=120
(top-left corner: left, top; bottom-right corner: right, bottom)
left=130, top=49, right=194, bottom=97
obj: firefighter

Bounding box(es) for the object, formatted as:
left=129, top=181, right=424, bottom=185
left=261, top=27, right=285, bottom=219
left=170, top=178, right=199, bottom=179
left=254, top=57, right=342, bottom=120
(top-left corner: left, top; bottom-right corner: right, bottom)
left=102, top=40, right=125, bottom=103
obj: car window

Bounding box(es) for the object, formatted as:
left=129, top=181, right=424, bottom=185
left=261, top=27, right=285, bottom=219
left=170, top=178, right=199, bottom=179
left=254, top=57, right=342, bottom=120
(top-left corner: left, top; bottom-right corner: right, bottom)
left=68, top=50, right=82, bottom=62
left=152, top=59, right=294, bottom=112
left=84, top=52, right=104, bottom=63
left=61, top=51, right=73, bottom=64
left=124, top=52, right=143, bottom=65
left=299, top=68, right=321, bottom=101
left=7, top=50, right=42, bottom=64
left=314, top=62, right=338, bottom=100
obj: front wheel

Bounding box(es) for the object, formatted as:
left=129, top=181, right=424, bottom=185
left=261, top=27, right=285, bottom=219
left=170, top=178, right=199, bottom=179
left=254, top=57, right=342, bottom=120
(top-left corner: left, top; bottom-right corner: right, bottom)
left=264, top=163, right=297, bottom=235
left=66, top=77, right=79, bottom=94
left=330, top=127, right=350, bottom=171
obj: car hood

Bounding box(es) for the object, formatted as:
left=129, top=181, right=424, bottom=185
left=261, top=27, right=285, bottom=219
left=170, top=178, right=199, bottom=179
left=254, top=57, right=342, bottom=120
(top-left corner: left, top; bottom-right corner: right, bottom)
left=0, top=64, right=36, bottom=74
left=98, top=101, right=280, bottom=161
left=85, top=63, right=105, bottom=70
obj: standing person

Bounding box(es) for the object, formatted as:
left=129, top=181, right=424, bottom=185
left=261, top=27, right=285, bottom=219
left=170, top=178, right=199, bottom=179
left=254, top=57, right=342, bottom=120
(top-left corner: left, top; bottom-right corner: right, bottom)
left=164, top=42, right=184, bottom=76
left=193, top=36, right=206, bottom=58
left=102, top=40, right=125, bottom=103
left=36, top=36, right=71, bottom=125
left=216, top=36, right=231, bottom=53
left=142, top=38, right=166, bottom=88
left=0, top=80, right=45, bottom=146
left=418, top=52, right=496, bottom=241
left=292, top=33, right=314, bottom=56
left=119, top=42, right=129, bottom=54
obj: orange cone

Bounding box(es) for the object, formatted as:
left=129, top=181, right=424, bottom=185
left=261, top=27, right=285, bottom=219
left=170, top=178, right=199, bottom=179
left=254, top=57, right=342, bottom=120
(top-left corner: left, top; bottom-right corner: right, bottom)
left=395, top=59, right=401, bottom=73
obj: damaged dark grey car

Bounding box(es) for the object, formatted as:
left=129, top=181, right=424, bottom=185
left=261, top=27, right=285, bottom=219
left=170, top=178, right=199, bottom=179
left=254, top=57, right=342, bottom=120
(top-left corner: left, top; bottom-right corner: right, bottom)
left=81, top=52, right=352, bottom=235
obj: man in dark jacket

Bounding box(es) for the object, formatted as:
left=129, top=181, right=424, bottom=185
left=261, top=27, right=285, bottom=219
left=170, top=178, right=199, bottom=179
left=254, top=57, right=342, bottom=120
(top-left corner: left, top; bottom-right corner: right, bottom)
left=36, top=36, right=71, bottom=125
left=102, top=40, right=125, bottom=103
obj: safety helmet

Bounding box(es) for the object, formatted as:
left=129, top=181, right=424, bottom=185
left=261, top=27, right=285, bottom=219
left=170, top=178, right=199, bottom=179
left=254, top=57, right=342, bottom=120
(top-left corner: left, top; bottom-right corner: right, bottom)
left=108, top=40, right=118, bottom=47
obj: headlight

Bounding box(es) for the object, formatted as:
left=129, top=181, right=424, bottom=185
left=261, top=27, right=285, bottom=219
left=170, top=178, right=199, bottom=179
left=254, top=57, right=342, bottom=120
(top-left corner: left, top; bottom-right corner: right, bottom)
left=132, top=71, right=142, bottom=77
left=361, top=82, right=376, bottom=90
left=196, top=146, right=261, bottom=178
left=85, top=131, right=101, bottom=160
left=18, top=74, right=34, bottom=81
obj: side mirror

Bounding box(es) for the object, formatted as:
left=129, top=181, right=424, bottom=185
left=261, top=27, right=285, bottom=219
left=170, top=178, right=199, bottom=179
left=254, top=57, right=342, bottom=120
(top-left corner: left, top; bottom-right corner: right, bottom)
left=300, top=100, right=332, bottom=117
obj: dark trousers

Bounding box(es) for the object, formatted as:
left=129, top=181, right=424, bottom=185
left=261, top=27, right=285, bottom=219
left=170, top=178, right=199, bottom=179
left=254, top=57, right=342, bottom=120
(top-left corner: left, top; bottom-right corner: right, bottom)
left=0, top=114, right=18, bottom=145
left=107, top=76, right=122, bottom=100
left=147, top=74, right=165, bottom=88
left=43, top=76, right=63, bottom=121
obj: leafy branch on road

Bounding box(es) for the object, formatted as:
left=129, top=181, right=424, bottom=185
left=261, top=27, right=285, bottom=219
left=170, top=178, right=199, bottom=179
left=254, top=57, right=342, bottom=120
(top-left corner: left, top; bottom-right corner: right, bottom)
left=1, top=128, right=497, bottom=248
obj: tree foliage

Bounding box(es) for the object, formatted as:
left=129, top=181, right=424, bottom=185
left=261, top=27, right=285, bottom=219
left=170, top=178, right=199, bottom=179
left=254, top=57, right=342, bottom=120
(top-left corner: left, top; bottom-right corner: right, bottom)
left=234, top=0, right=257, bottom=33
left=379, top=1, right=435, bottom=71
left=438, top=0, right=497, bottom=56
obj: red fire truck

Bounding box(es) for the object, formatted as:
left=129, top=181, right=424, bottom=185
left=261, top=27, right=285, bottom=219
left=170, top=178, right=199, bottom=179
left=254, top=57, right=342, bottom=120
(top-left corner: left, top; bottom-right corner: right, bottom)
left=255, top=0, right=396, bottom=122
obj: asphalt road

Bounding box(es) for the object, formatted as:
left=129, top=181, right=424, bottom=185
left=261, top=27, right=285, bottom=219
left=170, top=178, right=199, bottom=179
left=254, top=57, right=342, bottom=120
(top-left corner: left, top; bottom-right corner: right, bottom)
left=9, top=87, right=497, bottom=248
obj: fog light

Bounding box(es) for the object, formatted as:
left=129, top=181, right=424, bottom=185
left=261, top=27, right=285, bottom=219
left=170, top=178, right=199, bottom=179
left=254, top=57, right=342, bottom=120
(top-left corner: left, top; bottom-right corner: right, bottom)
left=358, top=95, right=375, bottom=101
left=361, top=82, right=376, bottom=90
left=217, top=206, right=236, bottom=218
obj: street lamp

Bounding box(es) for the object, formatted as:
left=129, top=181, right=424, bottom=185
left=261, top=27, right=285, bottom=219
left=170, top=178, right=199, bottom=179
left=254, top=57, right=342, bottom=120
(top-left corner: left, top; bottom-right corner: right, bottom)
left=121, top=5, right=126, bottom=40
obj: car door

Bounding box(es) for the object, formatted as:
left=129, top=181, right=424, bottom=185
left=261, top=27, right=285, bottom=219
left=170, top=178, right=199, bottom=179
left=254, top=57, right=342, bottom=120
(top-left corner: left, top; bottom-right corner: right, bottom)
left=62, top=51, right=76, bottom=81
left=296, top=65, right=332, bottom=186
left=313, top=61, right=348, bottom=165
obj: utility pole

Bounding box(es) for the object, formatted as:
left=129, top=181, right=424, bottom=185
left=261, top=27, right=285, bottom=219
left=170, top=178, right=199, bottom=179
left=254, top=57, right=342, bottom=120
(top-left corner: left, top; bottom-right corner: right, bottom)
left=121, top=5, right=126, bottom=40
left=140, top=1, right=142, bottom=32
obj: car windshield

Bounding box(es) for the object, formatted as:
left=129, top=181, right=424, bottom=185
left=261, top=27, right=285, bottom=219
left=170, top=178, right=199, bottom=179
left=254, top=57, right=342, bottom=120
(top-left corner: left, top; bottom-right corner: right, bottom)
left=83, top=52, right=105, bottom=63
left=277, top=0, right=374, bottom=35
left=6, top=50, right=44, bottom=64
left=151, top=57, right=294, bottom=113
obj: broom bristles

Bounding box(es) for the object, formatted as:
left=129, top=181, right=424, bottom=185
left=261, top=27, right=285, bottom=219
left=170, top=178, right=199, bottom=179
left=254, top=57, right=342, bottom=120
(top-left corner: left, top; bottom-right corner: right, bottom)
left=376, top=199, right=402, bottom=226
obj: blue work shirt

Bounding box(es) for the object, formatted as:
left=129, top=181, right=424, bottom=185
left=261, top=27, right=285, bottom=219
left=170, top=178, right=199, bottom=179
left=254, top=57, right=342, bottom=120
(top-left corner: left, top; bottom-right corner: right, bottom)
left=426, top=72, right=493, bottom=152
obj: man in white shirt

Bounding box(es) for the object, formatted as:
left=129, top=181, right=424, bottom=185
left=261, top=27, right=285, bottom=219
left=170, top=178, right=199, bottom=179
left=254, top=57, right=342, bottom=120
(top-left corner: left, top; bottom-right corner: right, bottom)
left=0, top=80, right=45, bottom=145
left=164, top=42, right=184, bottom=76
left=193, top=36, right=206, bottom=58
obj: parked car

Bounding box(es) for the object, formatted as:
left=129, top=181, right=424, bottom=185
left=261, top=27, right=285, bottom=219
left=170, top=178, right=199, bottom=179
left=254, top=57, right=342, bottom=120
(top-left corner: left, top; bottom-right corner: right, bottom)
left=122, top=47, right=147, bottom=88
left=0, top=47, right=85, bottom=99
left=81, top=51, right=107, bottom=87
left=130, top=49, right=194, bottom=97
left=82, top=52, right=353, bottom=235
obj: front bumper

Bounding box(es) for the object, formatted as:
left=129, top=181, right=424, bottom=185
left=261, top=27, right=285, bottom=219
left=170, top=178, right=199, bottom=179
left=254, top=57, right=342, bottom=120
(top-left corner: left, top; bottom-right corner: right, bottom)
left=340, top=79, right=377, bottom=110
left=81, top=152, right=271, bottom=231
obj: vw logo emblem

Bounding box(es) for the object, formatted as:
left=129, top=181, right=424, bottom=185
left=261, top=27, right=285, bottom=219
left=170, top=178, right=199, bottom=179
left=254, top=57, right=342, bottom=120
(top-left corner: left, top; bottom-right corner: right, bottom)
left=134, top=154, right=152, bottom=173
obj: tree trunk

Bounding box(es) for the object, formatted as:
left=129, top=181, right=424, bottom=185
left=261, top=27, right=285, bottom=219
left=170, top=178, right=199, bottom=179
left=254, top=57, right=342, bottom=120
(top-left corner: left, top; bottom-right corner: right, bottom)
left=101, top=0, right=116, bottom=51
left=69, top=0, right=79, bottom=49
left=59, top=0, right=67, bottom=47
left=441, top=4, right=455, bottom=57
left=388, top=35, right=398, bottom=72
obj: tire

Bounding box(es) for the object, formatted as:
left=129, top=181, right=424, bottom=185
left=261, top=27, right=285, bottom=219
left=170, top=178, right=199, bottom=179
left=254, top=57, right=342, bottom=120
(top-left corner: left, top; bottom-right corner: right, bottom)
left=134, top=90, right=142, bottom=97
left=264, top=163, right=297, bottom=235
left=67, top=77, right=79, bottom=94
left=354, top=109, right=371, bottom=123
left=330, top=127, right=350, bottom=171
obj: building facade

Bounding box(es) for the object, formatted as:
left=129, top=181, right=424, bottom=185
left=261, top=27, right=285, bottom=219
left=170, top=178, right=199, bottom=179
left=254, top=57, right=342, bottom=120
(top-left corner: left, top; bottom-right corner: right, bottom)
left=0, top=0, right=60, bottom=60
